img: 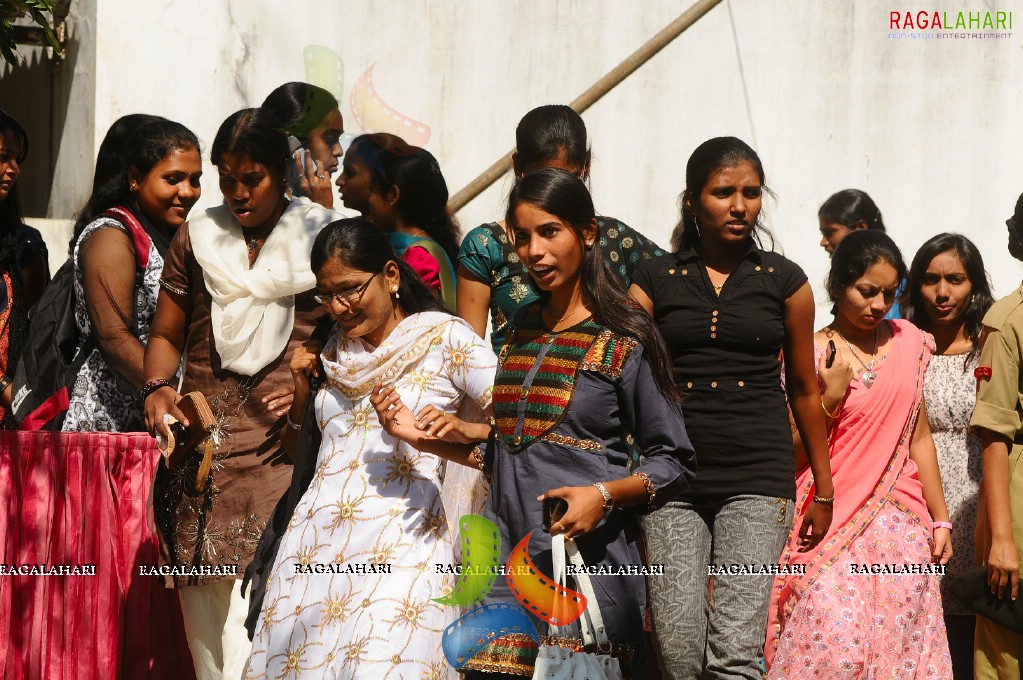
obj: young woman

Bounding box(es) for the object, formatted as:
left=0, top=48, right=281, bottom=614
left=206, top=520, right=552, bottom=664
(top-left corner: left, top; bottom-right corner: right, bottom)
left=335, top=133, right=458, bottom=308
left=376, top=168, right=696, bottom=678
left=902, top=233, right=993, bottom=678
left=971, top=196, right=1023, bottom=678
left=457, top=104, right=663, bottom=352
left=262, top=81, right=345, bottom=209
left=63, top=118, right=202, bottom=432
left=766, top=230, right=953, bottom=677
left=244, top=218, right=496, bottom=679
left=0, top=109, right=49, bottom=424
left=143, top=108, right=339, bottom=680
left=629, top=136, right=834, bottom=679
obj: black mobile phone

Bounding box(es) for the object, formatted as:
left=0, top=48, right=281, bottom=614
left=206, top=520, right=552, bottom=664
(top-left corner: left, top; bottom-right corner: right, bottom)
left=168, top=420, right=188, bottom=448
left=542, top=497, right=569, bottom=533
left=825, top=340, right=837, bottom=369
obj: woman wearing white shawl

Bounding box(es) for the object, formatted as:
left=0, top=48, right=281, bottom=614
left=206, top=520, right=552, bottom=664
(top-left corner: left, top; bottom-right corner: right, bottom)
left=143, top=108, right=340, bottom=680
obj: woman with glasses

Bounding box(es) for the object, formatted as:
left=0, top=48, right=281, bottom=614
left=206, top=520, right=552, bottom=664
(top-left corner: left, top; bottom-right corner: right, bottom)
left=244, top=218, right=496, bottom=679
left=142, top=108, right=339, bottom=680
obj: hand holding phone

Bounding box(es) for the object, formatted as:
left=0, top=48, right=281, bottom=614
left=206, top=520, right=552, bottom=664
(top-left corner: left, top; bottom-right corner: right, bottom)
left=542, top=497, right=568, bottom=533
left=825, top=340, right=837, bottom=369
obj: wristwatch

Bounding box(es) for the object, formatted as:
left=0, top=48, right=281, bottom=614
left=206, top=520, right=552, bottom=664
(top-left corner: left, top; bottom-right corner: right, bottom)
left=593, top=482, right=614, bottom=512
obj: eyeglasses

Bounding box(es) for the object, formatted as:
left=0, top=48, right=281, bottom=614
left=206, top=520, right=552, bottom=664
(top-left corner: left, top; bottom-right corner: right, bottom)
left=313, top=273, right=379, bottom=306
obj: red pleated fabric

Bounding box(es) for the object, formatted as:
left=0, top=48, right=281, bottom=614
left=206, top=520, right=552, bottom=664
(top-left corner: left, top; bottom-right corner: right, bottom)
left=0, top=431, right=196, bottom=680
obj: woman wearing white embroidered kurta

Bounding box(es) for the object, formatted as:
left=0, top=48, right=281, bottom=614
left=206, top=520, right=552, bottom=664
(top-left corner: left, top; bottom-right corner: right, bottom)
left=245, top=219, right=496, bottom=679
left=144, top=108, right=340, bottom=680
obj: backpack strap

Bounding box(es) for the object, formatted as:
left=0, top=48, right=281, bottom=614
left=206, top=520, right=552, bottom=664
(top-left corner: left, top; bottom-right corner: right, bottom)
left=101, top=206, right=151, bottom=270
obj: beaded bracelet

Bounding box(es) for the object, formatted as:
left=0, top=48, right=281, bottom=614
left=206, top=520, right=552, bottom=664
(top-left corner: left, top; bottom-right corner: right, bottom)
left=285, top=412, right=303, bottom=431
left=140, top=378, right=173, bottom=400
left=931, top=521, right=953, bottom=530
left=812, top=494, right=835, bottom=505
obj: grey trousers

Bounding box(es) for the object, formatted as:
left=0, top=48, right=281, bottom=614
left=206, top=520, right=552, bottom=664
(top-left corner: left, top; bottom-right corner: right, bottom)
left=642, top=495, right=793, bottom=680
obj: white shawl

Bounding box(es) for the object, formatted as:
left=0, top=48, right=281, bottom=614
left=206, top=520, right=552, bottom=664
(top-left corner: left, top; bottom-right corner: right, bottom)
left=189, top=197, right=340, bottom=375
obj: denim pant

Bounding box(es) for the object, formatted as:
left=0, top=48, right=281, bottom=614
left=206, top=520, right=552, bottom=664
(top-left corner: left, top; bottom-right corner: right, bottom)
left=642, top=494, right=793, bottom=680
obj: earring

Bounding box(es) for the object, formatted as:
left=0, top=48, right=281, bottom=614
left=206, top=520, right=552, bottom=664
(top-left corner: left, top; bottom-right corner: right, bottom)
left=391, top=286, right=400, bottom=299
left=585, top=241, right=594, bottom=250
left=129, top=181, right=139, bottom=191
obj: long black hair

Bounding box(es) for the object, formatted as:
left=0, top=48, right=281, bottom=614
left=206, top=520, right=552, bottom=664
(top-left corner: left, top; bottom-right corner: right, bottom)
left=901, top=232, right=993, bottom=365
left=506, top=168, right=681, bottom=402
left=512, top=104, right=590, bottom=178
left=261, top=82, right=338, bottom=139
left=669, top=136, right=775, bottom=252
left=311, top=217, right=448, bottom=316
left=70, top=118, right=199, bottom=252
left=346, top=133, right=460, bottom=264
left=826, top=230, right=907, bottom=306
left=0, top=108, right=29, bottom=231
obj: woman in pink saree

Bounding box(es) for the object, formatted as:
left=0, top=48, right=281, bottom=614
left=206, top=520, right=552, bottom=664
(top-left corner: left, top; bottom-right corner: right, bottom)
left=766, top=230, right=954, bottom=678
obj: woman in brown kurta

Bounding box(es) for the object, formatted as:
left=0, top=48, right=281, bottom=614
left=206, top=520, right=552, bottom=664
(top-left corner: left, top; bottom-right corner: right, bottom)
left=142, top=108, right=338, bottom=680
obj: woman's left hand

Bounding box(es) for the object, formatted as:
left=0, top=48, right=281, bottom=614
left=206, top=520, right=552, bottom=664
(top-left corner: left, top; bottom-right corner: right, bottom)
left=932, top=527, right=953, bottom=565
left=370, top=384, right=417, bottom=442
left=796, top=501, right=833, bottom=552
left=262, top=387, right=295, bottom=417
left=540, top=486, right=606, bottom=539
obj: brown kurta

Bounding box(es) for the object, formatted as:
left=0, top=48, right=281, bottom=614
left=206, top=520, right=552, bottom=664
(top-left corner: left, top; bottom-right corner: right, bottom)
left=154, top=223, right=321, bottom=587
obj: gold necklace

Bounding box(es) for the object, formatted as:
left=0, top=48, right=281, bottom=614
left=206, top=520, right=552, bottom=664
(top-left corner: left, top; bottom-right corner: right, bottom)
left=547, top=304, right=591, bottom=329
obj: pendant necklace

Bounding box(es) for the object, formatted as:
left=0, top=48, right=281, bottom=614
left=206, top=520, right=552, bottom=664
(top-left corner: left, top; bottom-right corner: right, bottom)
left=247, top=237, right=259, bottom=254
left=836, top=326, right=880, bottom=388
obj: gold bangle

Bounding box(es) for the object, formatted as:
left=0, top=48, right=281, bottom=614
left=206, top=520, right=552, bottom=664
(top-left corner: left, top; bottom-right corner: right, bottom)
left=820, top=396, right=841, bottom=419
left=812, top=494, right=835, bottom=505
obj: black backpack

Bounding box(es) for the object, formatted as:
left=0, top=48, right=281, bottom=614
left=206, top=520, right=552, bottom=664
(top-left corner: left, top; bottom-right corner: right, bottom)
left=11, top=207, right=150, bottom=430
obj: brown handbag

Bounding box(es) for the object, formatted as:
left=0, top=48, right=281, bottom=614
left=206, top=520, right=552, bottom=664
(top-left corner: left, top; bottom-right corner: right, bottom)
left=161, top=391, right=218, bottom=494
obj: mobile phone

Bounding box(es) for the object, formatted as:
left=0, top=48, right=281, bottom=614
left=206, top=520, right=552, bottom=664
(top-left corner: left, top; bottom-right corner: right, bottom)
left=542, top=497, right=569, bottom=533
left=825, top=340, right=837, bottom=368
left=286, top=135, right=308, bottom=195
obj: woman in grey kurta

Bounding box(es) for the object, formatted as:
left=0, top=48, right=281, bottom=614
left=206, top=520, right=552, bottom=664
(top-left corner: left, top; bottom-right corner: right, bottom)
left=373, top=169, right=694, bottom=678
left=458, top=300, right=696, bottom=678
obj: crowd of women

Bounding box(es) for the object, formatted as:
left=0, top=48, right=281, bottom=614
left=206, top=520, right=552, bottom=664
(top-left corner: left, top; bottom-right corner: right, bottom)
left=2, top=85, right=1023, bottom=680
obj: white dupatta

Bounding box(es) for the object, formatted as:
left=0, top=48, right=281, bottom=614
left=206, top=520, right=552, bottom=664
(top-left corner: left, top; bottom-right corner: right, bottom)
left=189, top=197, right=339, bottom=375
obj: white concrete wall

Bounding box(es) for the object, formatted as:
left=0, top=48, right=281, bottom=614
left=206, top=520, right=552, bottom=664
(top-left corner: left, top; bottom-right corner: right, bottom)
left=3, top=0, right=1022, bottom=322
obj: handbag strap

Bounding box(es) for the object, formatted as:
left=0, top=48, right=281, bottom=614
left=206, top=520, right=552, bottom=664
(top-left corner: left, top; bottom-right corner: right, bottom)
left=547, top=534, right=611, bottom=649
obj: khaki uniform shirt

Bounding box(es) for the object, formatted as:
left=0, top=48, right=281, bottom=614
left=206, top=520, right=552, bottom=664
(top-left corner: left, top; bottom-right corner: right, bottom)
left=971, top=282, right=1023, bottom=680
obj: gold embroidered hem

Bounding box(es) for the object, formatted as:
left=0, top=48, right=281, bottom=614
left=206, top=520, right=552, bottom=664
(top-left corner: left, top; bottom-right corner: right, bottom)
left=461, top=633, right=538, bottom=676
left=539, top=432, right=602, bottom=451
left=633, top=471, right=657, bottom=514
left=159, top=279, right=187, bottom=296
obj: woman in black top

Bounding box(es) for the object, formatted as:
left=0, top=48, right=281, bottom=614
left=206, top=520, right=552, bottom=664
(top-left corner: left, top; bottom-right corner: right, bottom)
left=629, top=137, right=834, bottom=679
